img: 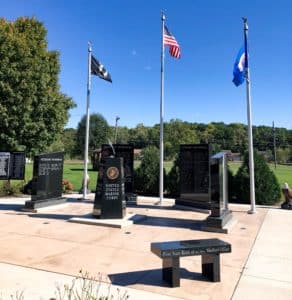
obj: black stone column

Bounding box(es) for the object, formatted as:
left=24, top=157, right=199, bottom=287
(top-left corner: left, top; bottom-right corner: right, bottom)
left=93, top=157, right=126, bottom=219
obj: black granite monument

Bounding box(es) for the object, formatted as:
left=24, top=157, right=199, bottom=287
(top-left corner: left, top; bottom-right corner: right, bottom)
left=93, top=157, right=126, bottom=219
left=204, top=152, right=232, bottom=232
left=0, top=152, right=10, bottom=180
left=24, top=152, right=65, bottom=210
left=0, top=152, right=25, bottom=180
left=176, top=144, right=211, bottom=209
left=100, top=144, right=136, bottom=202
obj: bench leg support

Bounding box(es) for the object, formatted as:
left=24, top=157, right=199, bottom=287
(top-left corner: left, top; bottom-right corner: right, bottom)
left=202, top=253, right=220, bottom=282
left=162, top=257, right=180, bottom=287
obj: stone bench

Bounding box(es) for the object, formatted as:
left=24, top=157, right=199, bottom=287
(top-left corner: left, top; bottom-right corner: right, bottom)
left=151, top=238, right=231, bottom=287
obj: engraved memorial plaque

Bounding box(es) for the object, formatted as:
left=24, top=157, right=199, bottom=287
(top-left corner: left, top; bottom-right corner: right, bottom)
left=177, top=144, right=211, bottom=209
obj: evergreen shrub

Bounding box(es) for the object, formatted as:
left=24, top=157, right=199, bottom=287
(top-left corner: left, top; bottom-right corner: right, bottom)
left=234, top=151, right=281, bottom=205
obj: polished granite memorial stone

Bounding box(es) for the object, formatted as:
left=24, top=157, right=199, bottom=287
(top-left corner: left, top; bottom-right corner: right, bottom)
left=176, top=144, right=211, bottom=209
left=93, top=157, right=126, bottom=219
left=100, top=144, right=136, bottom=202
left=0, top=152, right=10, bottom=180
left=24, top=152, right=65, bottom=210
left=204, top=152, right=233, bottom=232
left=0, top=152, right=25, bottom=180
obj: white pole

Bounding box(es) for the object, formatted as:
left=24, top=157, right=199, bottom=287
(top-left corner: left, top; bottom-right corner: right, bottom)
left=243, top=18, right=256, bottom=214
left=159, top=12, right=165, bottom=205
left=83, top=42, right=92, bottom=200
left=115, top=116, right=120, bottom=144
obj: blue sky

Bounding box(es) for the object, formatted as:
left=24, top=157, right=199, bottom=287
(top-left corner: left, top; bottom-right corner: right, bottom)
left=2, top=0, right=292, bottom=129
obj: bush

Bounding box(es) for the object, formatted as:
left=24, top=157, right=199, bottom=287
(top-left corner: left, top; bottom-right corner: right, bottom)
left=134, top=146, right=160, bottom=195
left=234, top=151, right=281, bottom=205
left=62, top=179, right=74, bottom=193
left=165, top=155, right=180, bottom=197
left=0, top=181, right=23, bottom=196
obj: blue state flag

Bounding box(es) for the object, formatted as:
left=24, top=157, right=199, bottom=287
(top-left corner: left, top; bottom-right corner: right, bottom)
left=232, top=46, right=246, bottom=86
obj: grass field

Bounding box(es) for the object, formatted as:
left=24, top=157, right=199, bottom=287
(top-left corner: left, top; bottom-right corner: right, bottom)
left=7, top=160, right=292, bottom=193
left=228, top=162, right=292, bottom=188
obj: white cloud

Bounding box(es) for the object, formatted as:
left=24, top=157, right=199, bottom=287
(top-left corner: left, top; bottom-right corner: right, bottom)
left=144, top=65, right=152, bottom=71
left=131, top=49, right=137, bottom=56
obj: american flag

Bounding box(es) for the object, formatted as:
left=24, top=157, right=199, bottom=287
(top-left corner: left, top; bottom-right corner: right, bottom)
left=163, top=25, right=181, bottom=59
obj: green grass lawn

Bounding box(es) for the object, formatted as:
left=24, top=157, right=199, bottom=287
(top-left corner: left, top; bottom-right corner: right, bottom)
left=228, top=162, right=292, bottom=188
left=18, top=162, right=98, bottom=192
left=6, top=160, right=292, bottom=193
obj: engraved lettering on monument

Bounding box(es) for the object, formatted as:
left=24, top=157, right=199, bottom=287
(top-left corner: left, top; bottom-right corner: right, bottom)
left=0, top=152, right=10, bottom=179
left=24, top=152, right=65, bottom=210
left=177, top=144, right=211, bottom=209
left=101, top=144, right=134, bottom=194
left=9, top=152, right=25, bottom=180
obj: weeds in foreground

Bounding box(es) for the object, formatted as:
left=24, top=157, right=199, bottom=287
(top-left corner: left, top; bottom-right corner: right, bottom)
left=1, top=270, right=129, bottom=300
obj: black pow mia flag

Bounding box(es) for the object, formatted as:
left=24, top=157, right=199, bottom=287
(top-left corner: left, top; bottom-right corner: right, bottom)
left=91, top=55, right=112, bottom=83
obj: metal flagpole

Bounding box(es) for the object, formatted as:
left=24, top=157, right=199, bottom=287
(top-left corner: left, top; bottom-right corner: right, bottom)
left=159, top=12, right=165, bottom=205
left=83, top=42, right=92, bottom=200
left=243, top=18, right=256, bottom=214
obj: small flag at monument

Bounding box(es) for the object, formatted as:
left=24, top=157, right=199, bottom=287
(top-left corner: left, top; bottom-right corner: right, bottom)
left=91, top=55, right=112, bottom=82
left=232, top=46, right=246, bottom=86
left=163, top=25, right=181, bottom=59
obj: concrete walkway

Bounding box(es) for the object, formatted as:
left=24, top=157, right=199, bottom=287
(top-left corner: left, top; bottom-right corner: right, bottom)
left=0, top=195, right=291, bottom=299
left=232, top=208, right=292, bottom=300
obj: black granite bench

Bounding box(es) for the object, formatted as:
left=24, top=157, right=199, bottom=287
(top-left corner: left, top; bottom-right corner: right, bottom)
left=151, top=238, right=231, bottom=287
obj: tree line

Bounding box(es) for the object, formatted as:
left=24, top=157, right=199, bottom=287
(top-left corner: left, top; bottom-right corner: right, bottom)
left=61, top=113, right=292, bottom=163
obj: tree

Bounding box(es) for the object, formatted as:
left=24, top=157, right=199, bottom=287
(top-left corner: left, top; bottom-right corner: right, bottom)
left=75, top=113, right=110, bottom=157
left=0, top=17, right=75, bottom=155
left=234, top=151, right=281, bottom=205
left=134, top=146, right=160, bottom=195
left=164, top=119, right=199, bottom=159
left=128, top=123, right=150, bottom=148
left=62, top=128, right=77, bottom=159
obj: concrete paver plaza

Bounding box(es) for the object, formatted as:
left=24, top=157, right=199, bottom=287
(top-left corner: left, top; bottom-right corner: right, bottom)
left=0, top=194, right=291, bottom=299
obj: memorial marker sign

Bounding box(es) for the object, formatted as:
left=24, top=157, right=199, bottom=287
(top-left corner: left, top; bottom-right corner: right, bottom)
left=0, top=152, right=25, bottom=180
left=176, top=144, right=211, bottom=209
left=24, top=152, right=65, bottom=210
left=93, top=157, right=126, bottom=219
left=100, top=144, right=136, bottom=201
left=0, top=152, right=10, bottom=180
left=204, top=152, right=233, bottom=232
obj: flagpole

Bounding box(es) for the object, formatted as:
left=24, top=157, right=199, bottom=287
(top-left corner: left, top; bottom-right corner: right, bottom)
left=243, top=18, right=256, bottom=214
left=83, top=42, right=92, bottom=200
left=159, top=12, right=165, bottom=205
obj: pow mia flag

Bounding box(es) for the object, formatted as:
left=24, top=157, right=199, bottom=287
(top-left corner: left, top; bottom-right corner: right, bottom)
left=91, top=55, right=112, bottom=83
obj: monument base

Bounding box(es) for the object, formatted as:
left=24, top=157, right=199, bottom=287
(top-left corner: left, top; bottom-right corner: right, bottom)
left=202, top=210, right=234, bottom=234
left=175, top=197, right=211, bottom=210
left=92, top=205, right=126, bottom=219
left=281, top=200, right=292, bottom=210
left=69, top=213, right=146, bottom=228
left=23, top=197, right=66, bottom=212
left=126, top=193, right=138, bottom=204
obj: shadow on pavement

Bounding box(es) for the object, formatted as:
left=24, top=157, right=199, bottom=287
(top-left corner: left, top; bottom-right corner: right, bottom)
left=109, top=268, right=208, bottom=287
left=135, top=215, right=203, bottom=230
left=0, top=203, right=24, bottom=211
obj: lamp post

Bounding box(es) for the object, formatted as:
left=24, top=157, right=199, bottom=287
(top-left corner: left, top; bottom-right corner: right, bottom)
left=115, top=116, right=120, bottom=144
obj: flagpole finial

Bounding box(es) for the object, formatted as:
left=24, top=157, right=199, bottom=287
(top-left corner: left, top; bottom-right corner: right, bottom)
left=242, top=17, right=248, bottom=30
left=88, top=41, right=92, bottom=52
left=161, top=11, right=165, bottom=21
